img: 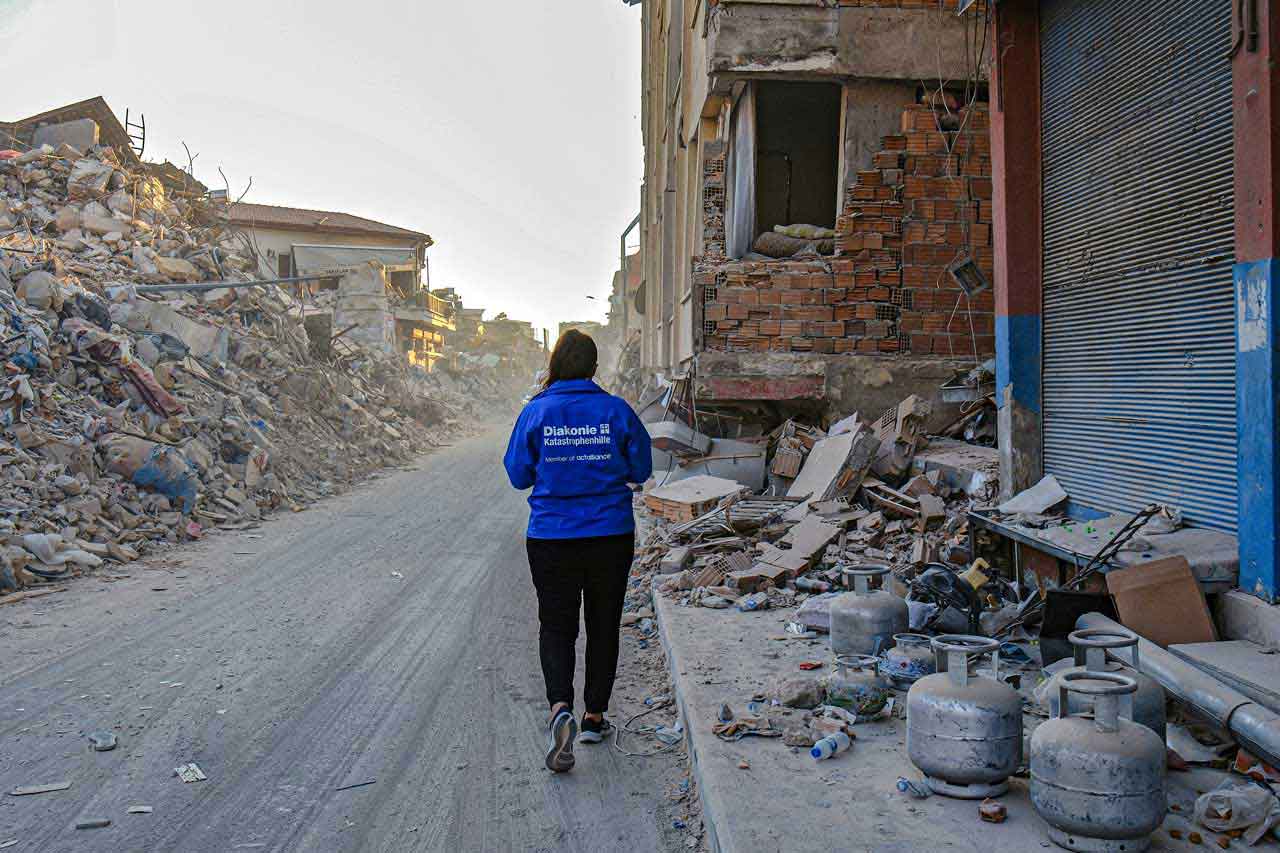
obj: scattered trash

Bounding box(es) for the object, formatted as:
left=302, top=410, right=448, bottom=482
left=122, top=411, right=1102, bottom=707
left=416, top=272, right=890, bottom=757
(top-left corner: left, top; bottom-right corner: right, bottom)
left=8, top=781, right=71, bottom=796
left=1194, top=782, right=1280, bottom=846
left=896, top=777, right=932, bottom=799
left=127, top=806, right=153, bottom=814
left=75, top=819, right=111, bottom=830
left=811, top=731, right=852, bottom=761
left=798, top=661, right=823, bottom=671
left=87, top=730, right=117, bottom=751
left=979, top=799, right=1007, bottom=823
left=334, top=779, right=377, bottom=792
left=173, top=763, right=207, bottom=783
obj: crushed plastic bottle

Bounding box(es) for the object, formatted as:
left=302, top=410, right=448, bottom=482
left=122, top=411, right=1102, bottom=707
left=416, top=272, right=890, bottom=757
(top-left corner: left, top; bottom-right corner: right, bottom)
left=810, top=730, right=852, bottom=761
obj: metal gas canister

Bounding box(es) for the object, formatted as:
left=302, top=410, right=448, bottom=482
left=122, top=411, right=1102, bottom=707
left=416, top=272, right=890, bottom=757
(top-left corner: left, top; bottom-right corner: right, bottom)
left=1039, top=628, right=1166, bottom=740
left=1030, top=671, right=1167, bottom=852
left=829, top=565, right=909, bottom=657
left=907, top=635, right=1024, bottom=798
left=879, top=633, right=937, bottom=687
left=826, top=654, right=890, bottom=717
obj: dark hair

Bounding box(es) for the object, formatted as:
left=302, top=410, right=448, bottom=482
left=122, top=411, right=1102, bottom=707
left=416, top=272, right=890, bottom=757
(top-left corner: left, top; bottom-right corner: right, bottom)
left=544, top=329, right=598, bottom=389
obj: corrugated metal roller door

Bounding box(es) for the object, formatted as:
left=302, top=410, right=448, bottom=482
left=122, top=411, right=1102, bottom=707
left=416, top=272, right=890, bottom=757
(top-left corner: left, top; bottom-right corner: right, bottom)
left=1040, top=0, right=1236, bottom=531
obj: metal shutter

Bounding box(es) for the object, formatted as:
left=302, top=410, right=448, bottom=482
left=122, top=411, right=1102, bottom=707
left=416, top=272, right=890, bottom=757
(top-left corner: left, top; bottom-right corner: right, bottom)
left=1040, top=0, right=1237, bottom=531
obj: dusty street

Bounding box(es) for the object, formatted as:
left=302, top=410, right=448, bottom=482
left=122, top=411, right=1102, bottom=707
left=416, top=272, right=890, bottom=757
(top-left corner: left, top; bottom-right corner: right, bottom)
left=0, top=428, right=688, bottom=853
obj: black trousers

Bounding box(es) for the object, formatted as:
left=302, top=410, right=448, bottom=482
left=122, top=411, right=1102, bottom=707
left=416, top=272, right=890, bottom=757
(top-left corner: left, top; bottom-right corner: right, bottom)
left=526, top=532, right=635, bottom=715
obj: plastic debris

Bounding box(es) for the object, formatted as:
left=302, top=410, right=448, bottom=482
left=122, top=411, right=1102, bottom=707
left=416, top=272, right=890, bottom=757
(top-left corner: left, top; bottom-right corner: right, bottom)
left=173, top=763, right=207, bottom=783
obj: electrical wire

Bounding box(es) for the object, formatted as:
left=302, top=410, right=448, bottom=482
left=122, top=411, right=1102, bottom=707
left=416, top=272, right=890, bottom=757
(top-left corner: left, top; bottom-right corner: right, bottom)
left=612, top=698, right=683, bottom=758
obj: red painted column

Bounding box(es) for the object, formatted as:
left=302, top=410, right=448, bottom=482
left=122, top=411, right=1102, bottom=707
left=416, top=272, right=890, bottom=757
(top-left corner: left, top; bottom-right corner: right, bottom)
left=989, top=0, right=1044, bottom=497
left=1235, top=0, right=1280, bottom=262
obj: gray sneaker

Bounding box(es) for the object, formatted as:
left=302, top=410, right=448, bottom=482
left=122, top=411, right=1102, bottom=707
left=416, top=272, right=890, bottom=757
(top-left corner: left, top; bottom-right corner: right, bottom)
left=545, top=710, right=577, bottom=772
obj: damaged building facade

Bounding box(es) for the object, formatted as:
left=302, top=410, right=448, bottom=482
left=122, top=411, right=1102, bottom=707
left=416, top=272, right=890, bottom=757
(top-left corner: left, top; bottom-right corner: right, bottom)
left=638, top=0, right=994, bottom=420
left=221, top=202, right=454, bottom=369
left=988, top=0, right=1280, bottom=607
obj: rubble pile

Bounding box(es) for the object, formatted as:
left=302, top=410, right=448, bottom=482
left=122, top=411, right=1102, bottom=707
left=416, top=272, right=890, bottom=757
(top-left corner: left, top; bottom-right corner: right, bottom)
left=636, top=396, right=991, bottom=627
left=0, top=142, right=512, bottom=593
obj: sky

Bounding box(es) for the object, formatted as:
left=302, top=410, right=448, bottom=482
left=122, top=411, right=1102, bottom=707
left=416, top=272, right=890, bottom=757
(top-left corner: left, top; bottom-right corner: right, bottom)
left=0, top=0, right=643, bottom=341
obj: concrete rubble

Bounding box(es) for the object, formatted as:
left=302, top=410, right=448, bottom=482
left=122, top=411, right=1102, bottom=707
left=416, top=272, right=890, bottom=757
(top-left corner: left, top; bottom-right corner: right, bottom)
left=0, top=142, right=515, bottom=595
left=631, top=398, right=1280, bottom=851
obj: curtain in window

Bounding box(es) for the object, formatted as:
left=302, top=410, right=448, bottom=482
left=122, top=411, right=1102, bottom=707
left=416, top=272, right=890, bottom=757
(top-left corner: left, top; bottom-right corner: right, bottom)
left=725, top=84, right=756, bottom=260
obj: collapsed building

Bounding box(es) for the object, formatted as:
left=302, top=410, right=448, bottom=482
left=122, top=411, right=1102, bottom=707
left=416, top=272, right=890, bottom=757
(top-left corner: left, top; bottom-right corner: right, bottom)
left=220, top=201, right=455, bottom=370
left=637, top=0, right=993, bottom=426
left=627, top=2, right=1280, bottom=845
left=0, top=111, right=515, bottom=593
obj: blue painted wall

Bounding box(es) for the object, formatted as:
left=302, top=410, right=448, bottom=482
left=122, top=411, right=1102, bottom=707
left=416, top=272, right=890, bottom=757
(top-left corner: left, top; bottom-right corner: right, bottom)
left=1235, top=259, right=1280, bottom=602
left=996, top=313, right=1042, bottom=413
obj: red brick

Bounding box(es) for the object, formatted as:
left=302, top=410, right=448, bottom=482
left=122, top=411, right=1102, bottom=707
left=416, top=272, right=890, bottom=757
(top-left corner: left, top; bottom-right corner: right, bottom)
left=759, top=319, right=781, bottom=336
left=783, top=305, right=834, bottom=322
left=727, top=304, right=749, bottom=320
left=705, top=304, right=727, bottom=321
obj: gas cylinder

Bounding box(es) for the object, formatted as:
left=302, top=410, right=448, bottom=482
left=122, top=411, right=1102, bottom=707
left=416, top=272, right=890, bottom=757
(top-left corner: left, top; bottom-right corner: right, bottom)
left=829, top=566, right=908, bottom=657
left=879, top=633, right=936, bottom=687
left=1030, top=671, right=1167, bottom=852
left=907, top=635, right=1023, bottom=798
left=826, top=654, right=890, bottom=716
left=1039, top=628, right=1166, bottom=740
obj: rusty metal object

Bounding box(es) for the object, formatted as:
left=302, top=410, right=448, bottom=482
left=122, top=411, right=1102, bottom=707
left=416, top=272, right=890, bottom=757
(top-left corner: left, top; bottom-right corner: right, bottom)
left=1039, top=627, right=1166, bottom=740
left=1076, top=612, right=1280, bottom=770
left=879, top=632, right=937, bottom=687
left=907, top=635, right=1023, bottom=799
left=1030, top=671, right=1167, bottom=852
left=829, top=566, right=908, bottom=657
left=826, top=654, right=890, bottom=716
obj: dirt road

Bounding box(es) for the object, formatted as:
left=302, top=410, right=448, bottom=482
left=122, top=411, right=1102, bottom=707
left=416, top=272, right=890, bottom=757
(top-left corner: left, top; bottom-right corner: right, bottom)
left=0, top=428, right=688, bottom=852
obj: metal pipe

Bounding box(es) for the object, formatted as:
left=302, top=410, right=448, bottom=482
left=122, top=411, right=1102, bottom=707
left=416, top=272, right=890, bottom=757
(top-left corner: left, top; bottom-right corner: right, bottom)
left=1076, top=613, right=1280, bottom=768
left=134, top=274, right=331, bottom=294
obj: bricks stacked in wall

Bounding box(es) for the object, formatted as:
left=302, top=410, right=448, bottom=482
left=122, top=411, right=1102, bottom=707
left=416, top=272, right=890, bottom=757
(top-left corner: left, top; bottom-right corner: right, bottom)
left=693, top=154, right=729, bottom=353
left=833, top=102, right=995, bottom=357
left=836, top=0, right=987, bottom=11
left=699, top=103, right=995, bottom=357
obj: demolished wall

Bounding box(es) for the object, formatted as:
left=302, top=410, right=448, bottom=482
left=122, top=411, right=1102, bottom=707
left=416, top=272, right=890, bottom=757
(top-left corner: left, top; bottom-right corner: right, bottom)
left=699, top=100, right=994, bottom=359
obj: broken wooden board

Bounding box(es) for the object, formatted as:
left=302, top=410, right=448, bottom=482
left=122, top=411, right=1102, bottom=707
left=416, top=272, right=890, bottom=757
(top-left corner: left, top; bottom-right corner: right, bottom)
left=0, top=587, right=66, bottom=606
left=1169, top=640, right=1280, bottom=713
left=644, top=475, right=745, bottom=522
left=786, top=430, right=879, bottom=507
left=1106, top=556, right=1217, bottom=647
left=777, top=515, right=842, bottom=560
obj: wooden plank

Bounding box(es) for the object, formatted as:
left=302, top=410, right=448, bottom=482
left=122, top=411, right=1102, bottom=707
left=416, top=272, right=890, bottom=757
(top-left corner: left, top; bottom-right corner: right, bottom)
left=0, top=587, right=66, bottom=606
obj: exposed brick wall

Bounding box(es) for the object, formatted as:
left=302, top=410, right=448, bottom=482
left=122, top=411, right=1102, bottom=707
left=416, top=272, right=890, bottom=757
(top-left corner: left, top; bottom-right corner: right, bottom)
left=699, top=100, right=995, bottom=358
left=837, top=0, right=987, bottom=10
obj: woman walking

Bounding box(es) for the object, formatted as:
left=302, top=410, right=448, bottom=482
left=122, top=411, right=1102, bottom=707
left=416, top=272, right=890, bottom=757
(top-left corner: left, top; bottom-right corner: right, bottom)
left=503, top=330, right=652, bottom=772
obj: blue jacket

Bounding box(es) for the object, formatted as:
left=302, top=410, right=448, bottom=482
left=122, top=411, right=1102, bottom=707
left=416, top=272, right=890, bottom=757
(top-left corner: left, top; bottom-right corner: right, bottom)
left=504, top=379, right=653, bottom=539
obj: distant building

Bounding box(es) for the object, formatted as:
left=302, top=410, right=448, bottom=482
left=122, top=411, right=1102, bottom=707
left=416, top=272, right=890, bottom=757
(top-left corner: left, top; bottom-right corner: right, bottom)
left=557, top=320, right=605, bottom=341
left=222, top=201, right=452, bottom=370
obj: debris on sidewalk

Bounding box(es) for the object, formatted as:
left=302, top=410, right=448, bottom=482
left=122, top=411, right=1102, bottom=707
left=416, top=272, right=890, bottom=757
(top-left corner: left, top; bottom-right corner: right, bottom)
left=87, top=730, right=117, bottom=751
left=8, top=781, right=71, bottom=796
left=173, top=762, right=207, bottom=783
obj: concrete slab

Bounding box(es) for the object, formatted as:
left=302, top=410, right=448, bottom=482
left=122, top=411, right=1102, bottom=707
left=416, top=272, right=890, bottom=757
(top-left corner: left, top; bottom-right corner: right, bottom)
left=912, top=437, right=998, bottom=499
left=653, top=592, right=1270, bottom=853
left=1217, top=589, right=1280, bottom=646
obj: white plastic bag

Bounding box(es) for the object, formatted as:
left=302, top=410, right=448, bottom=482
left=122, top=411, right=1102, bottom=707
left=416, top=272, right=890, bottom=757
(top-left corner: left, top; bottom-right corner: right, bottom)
left=1194, top=782, right=1280, bottom=845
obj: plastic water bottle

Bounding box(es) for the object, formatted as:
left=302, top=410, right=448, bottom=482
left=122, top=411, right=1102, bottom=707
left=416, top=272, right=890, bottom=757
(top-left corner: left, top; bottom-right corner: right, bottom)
left=810, top=731, right=852, bottom=761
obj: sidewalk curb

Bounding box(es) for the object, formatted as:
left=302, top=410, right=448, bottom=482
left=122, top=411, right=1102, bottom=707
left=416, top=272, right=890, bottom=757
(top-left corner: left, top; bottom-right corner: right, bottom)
left=653, top=592, right=731, bottom=853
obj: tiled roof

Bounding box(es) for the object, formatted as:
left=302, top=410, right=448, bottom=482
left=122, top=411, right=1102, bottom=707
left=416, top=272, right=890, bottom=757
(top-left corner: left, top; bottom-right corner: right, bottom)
left=223, top=202, right=432, bottom=243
